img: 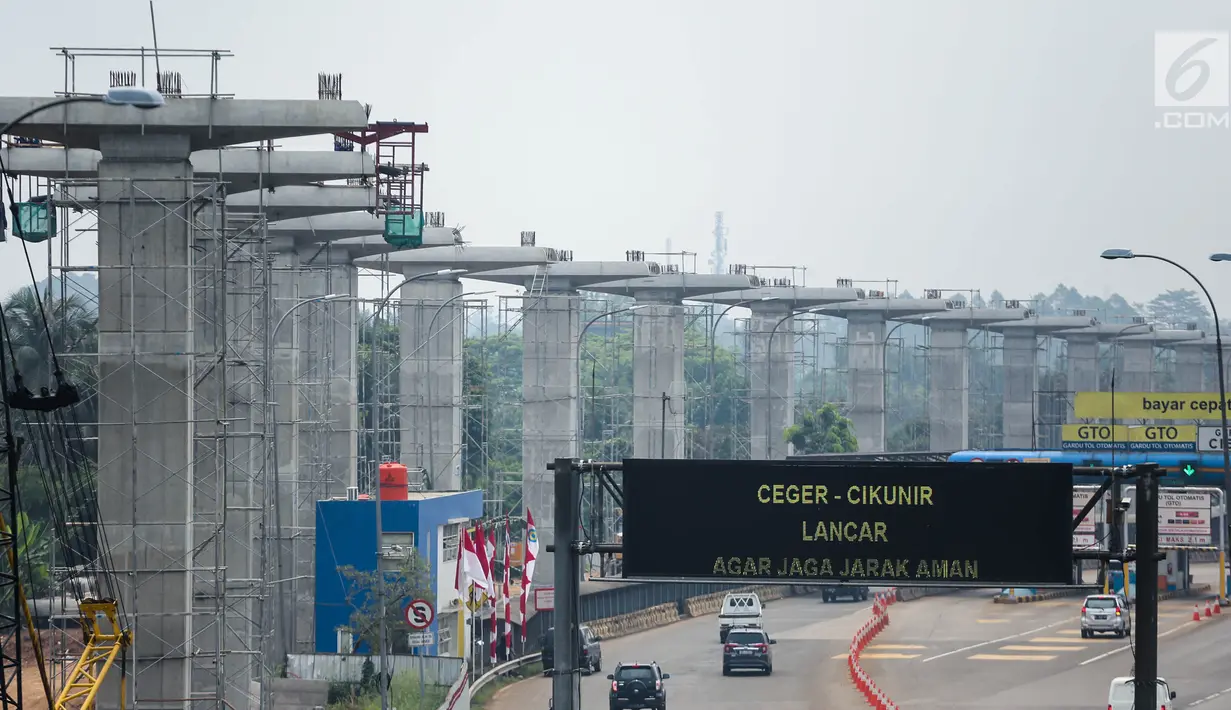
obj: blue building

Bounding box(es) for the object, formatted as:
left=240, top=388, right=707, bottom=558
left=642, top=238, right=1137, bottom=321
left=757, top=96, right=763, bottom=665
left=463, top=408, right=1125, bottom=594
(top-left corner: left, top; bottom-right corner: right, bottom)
left=315, top=490, right=484, bottom=656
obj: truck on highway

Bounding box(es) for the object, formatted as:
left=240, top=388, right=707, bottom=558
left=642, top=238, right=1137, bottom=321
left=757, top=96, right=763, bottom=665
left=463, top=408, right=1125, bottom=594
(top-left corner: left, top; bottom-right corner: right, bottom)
left=1108, top=676, right=1176, bottom=710
left=718, top=592, right=763, bottom=643
left=820, top=585, right=869, bottom=603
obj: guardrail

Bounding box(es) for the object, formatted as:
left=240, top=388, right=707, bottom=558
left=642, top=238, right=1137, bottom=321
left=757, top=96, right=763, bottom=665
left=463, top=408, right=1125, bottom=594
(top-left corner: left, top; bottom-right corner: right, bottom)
left=472, top=651, right=543, bottom=696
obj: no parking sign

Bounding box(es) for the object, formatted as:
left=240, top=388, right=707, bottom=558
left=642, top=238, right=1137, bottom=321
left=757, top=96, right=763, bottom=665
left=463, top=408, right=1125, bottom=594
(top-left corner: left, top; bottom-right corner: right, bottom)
left=404, top=598, right=435, bottom=630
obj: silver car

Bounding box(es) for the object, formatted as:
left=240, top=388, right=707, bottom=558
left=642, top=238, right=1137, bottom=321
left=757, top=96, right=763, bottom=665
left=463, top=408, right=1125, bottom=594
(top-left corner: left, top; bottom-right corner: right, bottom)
left=1081, top=594, right=1130, bottom=638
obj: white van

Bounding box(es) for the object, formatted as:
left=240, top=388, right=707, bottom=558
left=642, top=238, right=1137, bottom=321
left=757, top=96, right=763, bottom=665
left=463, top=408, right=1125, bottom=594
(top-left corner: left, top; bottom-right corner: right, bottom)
left=1108, top=676, right=1176, bottom=710
left=718, top=592, right=763, bottom=642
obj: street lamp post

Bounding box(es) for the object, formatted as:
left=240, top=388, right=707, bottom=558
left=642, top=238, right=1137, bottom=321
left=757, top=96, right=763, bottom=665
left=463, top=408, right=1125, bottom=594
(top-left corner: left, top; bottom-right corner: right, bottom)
left=267, top=294, right=344, bottom=662
left=880, top=321, right=910, bottom=452
left=577, top=305, right=646, bottom=454
left=1103, top=248, right=1230, bottom=600
left=708, top=297, right=779, bottom=458
left=0, top=87, right=165, bottom=140
left=765, top=306, right=825, bottom=459
left=423, top=290, right=495, bottom=490
left=368, top=269, right=469, bottom=472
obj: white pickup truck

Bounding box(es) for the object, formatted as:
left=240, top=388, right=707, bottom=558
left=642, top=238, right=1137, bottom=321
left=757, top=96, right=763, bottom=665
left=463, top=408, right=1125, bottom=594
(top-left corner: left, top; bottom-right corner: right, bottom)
left=1108, top=676, right=1177, bottom=710
left=718, top=592, right=764, bottom=643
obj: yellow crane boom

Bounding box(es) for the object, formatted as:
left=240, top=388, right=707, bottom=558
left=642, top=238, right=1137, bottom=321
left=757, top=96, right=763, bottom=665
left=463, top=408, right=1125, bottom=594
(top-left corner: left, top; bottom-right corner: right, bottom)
left=53, top=601, right=130, bottom=710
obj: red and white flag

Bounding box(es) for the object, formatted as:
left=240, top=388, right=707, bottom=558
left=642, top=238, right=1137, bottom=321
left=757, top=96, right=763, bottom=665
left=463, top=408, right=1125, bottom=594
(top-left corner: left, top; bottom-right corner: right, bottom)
left=488, top=527, right=498, bottom=663
left=503, top=518, right=513, bottom=652
left=519, top=508, right=539, bottom=642
left=459, top=525, right=488, bottom=593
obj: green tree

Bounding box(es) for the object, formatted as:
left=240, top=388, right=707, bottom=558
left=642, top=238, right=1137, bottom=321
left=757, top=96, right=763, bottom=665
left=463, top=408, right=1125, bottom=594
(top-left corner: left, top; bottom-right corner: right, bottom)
left=338, top=553, right=434, bottom=655
left=1146, top=289, right=1210, bottom=329
left=888, top=418, right=929, bottom=452
left=783, top=403, right=858, bottom=454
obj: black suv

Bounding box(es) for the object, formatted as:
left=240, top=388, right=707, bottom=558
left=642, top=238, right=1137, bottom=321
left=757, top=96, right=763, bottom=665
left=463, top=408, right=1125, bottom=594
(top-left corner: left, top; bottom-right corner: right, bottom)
left=822, top=585, right=869, bottom=603
left=722, top=626, right=775, bottom=675
left=607, top=662, right=669, bottom=710
left=541, top=625, right=603, bottom=674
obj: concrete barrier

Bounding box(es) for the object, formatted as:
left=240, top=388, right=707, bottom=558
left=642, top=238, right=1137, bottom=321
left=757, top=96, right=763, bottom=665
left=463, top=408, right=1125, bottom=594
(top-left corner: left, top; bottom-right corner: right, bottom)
left=994, top=589, right=1082, bottom=604
left=682, top=584, right=793, bottom=618
left=993, top=583, right=1214, bottom=605
left=587, top=602, right=681, bottom=641
left=588, top=585, right=806, bottom=641
left=894, top=587, right=959, bottom=603
left=269, top=678, right=330, bottom=710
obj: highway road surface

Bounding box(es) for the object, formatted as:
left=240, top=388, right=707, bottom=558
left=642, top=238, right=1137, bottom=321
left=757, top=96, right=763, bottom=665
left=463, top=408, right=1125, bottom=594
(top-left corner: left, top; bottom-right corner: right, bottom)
left=487, top=591, right=885, bottom=710
left=864, top=572, right=1228, bottom=709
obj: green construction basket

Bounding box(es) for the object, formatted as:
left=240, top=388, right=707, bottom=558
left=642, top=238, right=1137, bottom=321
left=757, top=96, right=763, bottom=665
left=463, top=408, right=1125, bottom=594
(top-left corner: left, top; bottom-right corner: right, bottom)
left=15, top=202, right=55, bottom=243
left=383, top=210, right=425, bottom=249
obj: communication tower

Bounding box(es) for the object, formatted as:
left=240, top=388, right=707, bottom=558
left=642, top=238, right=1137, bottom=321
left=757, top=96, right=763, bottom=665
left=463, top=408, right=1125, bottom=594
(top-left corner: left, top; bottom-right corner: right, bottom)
left=708, top=211, right=728, bottom=275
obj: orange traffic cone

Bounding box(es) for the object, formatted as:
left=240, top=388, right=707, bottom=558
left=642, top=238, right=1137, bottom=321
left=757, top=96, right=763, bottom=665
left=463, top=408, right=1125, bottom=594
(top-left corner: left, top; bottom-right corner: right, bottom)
left=1193, top=604, right=1202, bottom=621
left=1215, top=599, right=1222, bottom=615
left=1206, top=601, right=1213, bottom=617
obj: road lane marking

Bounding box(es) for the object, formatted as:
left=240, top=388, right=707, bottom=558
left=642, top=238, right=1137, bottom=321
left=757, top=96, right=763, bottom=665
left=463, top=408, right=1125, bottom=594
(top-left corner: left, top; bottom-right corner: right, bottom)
left=1078, top=621, right=1192, bottom=666
left=1000, top=645, right=1086, bottom=652
left=1031, top=636, right=1110, bottom=644
left=968, top=653, right=1057, bottom=661
left=866, top=644, right=926, bottom=650
left=976, top=619, right=1009, bottom=624
left=1189, top=686, right=1231, bottom=707
left=920, top=619, right=1072, bottom=663
left=860, top=653, right=922, bottom=659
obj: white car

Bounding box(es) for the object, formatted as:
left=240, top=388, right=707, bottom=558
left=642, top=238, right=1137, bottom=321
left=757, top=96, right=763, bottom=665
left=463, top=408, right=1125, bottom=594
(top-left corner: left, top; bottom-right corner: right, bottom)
left=1107, top=676, right=1176, bottom=710
left=718, top=592, right=763, bottom=643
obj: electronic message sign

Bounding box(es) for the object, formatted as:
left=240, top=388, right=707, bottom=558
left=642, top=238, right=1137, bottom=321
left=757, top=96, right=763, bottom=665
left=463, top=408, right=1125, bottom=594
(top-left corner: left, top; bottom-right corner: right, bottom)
left=621, top=459, right=1075, bottom=587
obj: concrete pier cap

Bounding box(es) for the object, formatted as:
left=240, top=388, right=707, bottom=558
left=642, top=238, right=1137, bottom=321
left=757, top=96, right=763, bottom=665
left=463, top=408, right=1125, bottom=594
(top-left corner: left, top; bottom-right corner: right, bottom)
left=471, top=260, right=661, bottom=289
left=353, top=244, right=561, bottom=275
left=59, top=183, right=377, bottom=222
left=984, top=314, right=1099, bottom=334
left=1114, top=328, right=1206, bottom=346
left=1052, top=322, right=1157, bottom=340
left=269, top=219, right=460, bottom=252
left=696, top=285, right=862, bottom=310
left=0, top=97, right=370, bottom=150
left=225, top=185, right=376, bottom=221
left=812, top=296, right=952, bottom=320
left=1169, top=334, right=1218, bottom=352
left=584, top=272, right=761, bottom=300
left=0, top=146, right=374, bottom=193
left=903, top=307, right=1030, bottom=327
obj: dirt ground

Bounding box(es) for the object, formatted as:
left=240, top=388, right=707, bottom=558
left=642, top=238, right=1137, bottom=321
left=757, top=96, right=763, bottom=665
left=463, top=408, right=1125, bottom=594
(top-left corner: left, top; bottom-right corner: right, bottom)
left=6, top=628, right=81, bottom=709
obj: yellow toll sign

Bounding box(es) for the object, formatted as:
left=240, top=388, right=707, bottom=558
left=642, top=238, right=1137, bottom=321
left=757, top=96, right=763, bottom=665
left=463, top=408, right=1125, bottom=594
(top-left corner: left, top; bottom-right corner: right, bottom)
left=1073, top=392, right=1231, bottom=421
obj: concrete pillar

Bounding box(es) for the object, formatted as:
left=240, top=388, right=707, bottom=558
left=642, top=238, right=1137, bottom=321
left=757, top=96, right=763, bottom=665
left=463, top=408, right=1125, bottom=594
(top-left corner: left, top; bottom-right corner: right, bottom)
left=748, top=305, right=794, bottom=459
left=1119, top=340, right=1156, bottom=393
left=928, top=321, right=969, bottom=451
left=522, top=291, right=581, bottom=585
left=1002, top=331, right=1039, bottom=448
left=269, top=240, right=302, bottom=657
left=631, top=296, right=686, bottom=458
left=1174, top=346, right=1205, bottom=392
left=95, top=133, right=195, bottom=705
left=1064, top=335, right=1100, bottom=422
left=399, top=277, right=465, bottom=489
left=847, top=313, right=886, bottom=453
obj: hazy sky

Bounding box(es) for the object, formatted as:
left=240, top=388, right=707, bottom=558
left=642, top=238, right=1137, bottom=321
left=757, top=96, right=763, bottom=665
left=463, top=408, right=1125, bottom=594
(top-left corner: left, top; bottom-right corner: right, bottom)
left=3, top=1, right=1231, bottom=314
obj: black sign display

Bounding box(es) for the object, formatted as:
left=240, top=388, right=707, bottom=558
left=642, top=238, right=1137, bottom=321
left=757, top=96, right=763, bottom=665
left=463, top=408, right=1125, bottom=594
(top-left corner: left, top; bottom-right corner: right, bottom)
left=621, top=459, right=1075, bottom=587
